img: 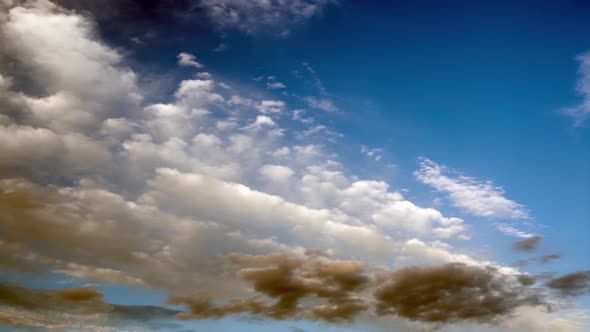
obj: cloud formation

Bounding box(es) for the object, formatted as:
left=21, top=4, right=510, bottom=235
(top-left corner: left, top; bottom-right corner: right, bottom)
left=0, top=283, right=178, bottom=330
left=562, top=52, right=590, bottom=126
left=198, top=0, right=334, bottom=36
left=547, top=271, right=590, bottom=296
left=0, top=1, right=586, bottom=331
left=169, top=252, right=370, bottom=322
left=374, top=264, right=542, bottom=323
left=512, top=235, right=542, bottom=252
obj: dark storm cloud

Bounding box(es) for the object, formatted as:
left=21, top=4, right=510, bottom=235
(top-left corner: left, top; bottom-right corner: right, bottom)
left=373, top=264, right=542, bottom=324
left=512, top=235, right=542, bottom=252
left=546, top=270, right=590, bottom=296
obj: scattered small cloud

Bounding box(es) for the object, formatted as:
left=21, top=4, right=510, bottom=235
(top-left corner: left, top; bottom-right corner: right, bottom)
left=177, top=52, right=204, bottom=69
left=540, top=253, right=561, bottom=263
left=512, top=235, right=542, bottom=252
left=257, top=100, right=285, bottom=114
left=305, top=96, right=337, bottom=112
left=360, top=145, right=384, bottom=161
left=267, top=81, right=287, bottom=89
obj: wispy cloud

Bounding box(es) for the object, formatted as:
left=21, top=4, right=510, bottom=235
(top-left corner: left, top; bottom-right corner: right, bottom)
left=562, top=51, right=590, bottom=126
left=305, top=96, right=338, bottom=112
left=198, top=0, right=335, bottom=36
left=415, top=158, right=530, bottom=220
left=267, top=81, right=287, bottom=89
left=361, top=145, right=384, bottom=161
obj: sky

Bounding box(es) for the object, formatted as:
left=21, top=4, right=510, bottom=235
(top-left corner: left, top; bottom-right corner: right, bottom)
left=0, top=0, right=589, bottom=331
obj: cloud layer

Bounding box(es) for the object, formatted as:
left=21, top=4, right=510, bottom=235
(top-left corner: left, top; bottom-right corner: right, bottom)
left=0, top=1, right=588, bottom=331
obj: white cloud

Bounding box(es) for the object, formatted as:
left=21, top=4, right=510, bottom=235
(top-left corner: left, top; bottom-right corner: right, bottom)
left=495, top=223, right=535, bottom=238
left=196, top=72, right=212, bottom=79
left=257, top=100, right=285, bottom=114
left=177, top=52, right=204, bottom=68
left=245, top=115, right=277, bottom=131
left=267, top=81, right=287, bottom=89
left=361, top=145, right=384, bottom=161
left=305, top=96, right=337, bottom=112
left=272, top=147, right=290, bottom=158
left=562, top=51, right=590, bottom=126
left=415, top=158, right=530, bottom=219
left=259, top=164, right=295, bottom=182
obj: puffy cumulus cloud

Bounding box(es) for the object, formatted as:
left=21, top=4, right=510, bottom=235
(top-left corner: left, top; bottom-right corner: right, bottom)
left=0, top=283, right=178, bottom=330
left=169, top=252, right=369, bottom=322
left=259, top=164, right=295, bottom=182
left=138, top=168, right=397, bottom=261
left=512, top=235, right=542, bottom=252
left=373, top=264, right=542, bottom=324
left=0, top=0, right=143, bottom=181
left=562, top=51, right=590, bottom=126
left=299, top=170, right=466, bottom=239
left=546, top=271, right=590, bottom=296
left=1, top=0, right=141, bottom=132
left=415, top=158, right=529, bottom=220
left=198, top=0, right=335, bottom=36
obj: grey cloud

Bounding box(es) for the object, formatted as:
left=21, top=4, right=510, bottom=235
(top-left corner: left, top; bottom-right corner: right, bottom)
left=512, top=236, right=542, bottom=252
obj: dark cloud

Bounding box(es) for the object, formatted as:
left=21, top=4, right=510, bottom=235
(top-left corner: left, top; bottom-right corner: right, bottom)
left=0, top=283, right=109, bottom=313
left=540, top=253, right=561, bottom=263
left=169, top=252, right=369, bottom=322
left=546, top=271, right=590, bottom=296
left=0, top=282, right=178, bottom=329
left=512, top=235, right=542, bottom=252
left=517, top=274, right=536, bottom=286
left=373, top=264, right=542, bottom=323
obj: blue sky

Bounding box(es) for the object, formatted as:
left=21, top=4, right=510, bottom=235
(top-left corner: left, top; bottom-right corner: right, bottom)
left=0, top=1, right=589, bottom=331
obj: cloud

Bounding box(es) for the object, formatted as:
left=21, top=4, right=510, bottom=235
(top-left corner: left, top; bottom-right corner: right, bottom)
left=257, top=100, right=285, bottom=114
left=562, top=51, right=590, bottom=126
left=198, top=0, right=335, bottom=36
left=177, top=52, right=204, bottom=68
left=546, top=271, right=590, bottom=296
left=361, top=145, right=384, bottom=161
left=168, top=252, right=369, bottom=322
left=540, top=253, right=561, bottom=263
left=267, top=81, right=287, bottom=89
left=0, top=2, right=584, bottom=331
left=374, top=263, right=542, bottom=323
left=512, top=235, right=542, bottom=252
left=495, top=223, right=535, bottom=239
left=0, top=283, right=178, bottom=330
left=305, top=96, right=337, bottom=112
left=415, top=158, right=530, bottom=220
left=259, top=164, right=295, bottom=182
